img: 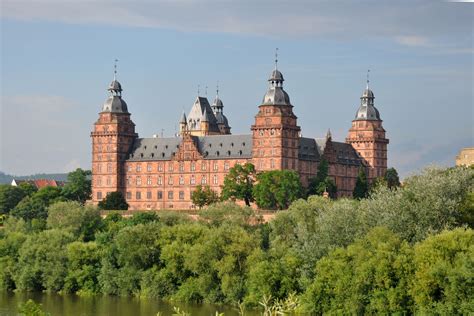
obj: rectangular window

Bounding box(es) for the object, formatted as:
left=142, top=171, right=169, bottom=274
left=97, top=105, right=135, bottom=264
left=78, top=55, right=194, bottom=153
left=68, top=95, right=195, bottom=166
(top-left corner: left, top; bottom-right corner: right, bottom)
left=147, top=191, right=152, bottom=199
left=191, top=162, right=196, bottom=171
left=168, top=163, right=174, bottom=172
left=97, top=177, right=102, bottom=186
left=147, top=176, right=152, bottom=185
left=158, top=163, right=163, bottom=172
left=128, top=165, right=132, bottom=172
left=127, top=176, right=131, bottom=185
left=136, top=177, right=142, bottom=186
left=179, top=176, right=184, bottom=185
left=168, top=191, right=174, bottom=200
left=158, top=176, right=163, bottom=185
left=147, top=164, right=152, bottom=172
left=136, top=164, right=142, bottom=172
left=97, top=191, right=102, bottom=200
left=201, top=176, right=207, bottom=185
left=213, top=162, right=218, bottom=171
left=179, top=191, right=184, bottom=200
left=136, top=191, right=141, bottom=199
left=213, top=175, right=218, bottom=185
left=157, top=191, right=163, bottom=199
left=98, top=164, right=102, bottom=173
left=168, top=176, right=174, bottom=185
left=126, top=191, right=132, bottom=199
left=190, top=175, right=195, bottom=185
left=106, top=177, right=111, bottom=185
left=179, top=163, right=184, bottom=172
left=201, top=163, right=207, bottom=171
left=224, top=162, right=229, bottom=170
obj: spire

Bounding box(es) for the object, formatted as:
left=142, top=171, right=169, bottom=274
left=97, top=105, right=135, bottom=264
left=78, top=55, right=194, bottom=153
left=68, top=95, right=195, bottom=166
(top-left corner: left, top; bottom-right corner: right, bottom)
left=179, top=111, right=187, bottom=124
left=366, top=69, right=370, bottom=89
left=197, top=85, right=200, bottom=97
left=216, top=81, right=219, bottom=96
left=274, top=47, right=279, bottom=70
left=114, top=58, right=119, bottom=81
left=326, top=128, right=332, bottom=140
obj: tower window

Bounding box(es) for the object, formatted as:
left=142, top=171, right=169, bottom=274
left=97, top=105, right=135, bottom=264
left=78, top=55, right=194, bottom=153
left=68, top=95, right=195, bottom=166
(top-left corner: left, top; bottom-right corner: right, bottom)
left=168, top=191, right=174, bottom=200
left=136, top=192, right=141, bottom=200
left=157, top=191, right=163, bottom=199
left=179, top=191, right=185, bottom=200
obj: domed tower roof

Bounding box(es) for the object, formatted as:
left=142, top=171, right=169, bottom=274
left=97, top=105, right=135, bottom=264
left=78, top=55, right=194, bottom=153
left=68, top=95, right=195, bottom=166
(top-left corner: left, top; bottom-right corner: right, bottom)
left=354, top=81, right=381, bottom=121
left=262, top=48, right=291, bottom=106
left=211, top=84, right=231, bottom=130
left=102, top=79, right=129, bottom=113
left=101, top=61, right=129, bottom=113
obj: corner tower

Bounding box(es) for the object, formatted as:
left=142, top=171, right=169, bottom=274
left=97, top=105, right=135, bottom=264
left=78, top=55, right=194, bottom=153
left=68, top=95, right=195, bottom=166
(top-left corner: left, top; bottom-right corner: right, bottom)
left=90, top=70, right=137, bottom=203
left=251, top=53, right=300, bottom=171
left=346, top=75, right=388, bottom=180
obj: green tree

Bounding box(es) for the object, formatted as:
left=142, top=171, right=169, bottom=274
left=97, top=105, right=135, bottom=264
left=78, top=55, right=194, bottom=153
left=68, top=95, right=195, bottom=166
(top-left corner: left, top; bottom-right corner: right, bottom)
left=385, top=167, right=401, bottom=189
left=307, top=158, right=337, bottom=198
left=98, top=191, right=128, bottom=210
left=64, top=241, right=101, bottom=295
left=353, top=167, right=369, bottom=199
left=301, top=227, right=414, bottom=314
left=221, top=163, right=256, bottom=206
left=47, top=201, right=103, bottom=241
left=198, top=202, right=260, bottom=227
left=61, top=168, right=92, bottom=204
left=411, top=228, right=474, bottom=314
left=0, top=185, right=26, bottom=215
left=253, top=170, right=303, bottom=210
left=18, top=182, right=38, bottom=197
left=191, top=185, right=219, bottom=209
left=10, top=197, right=47, bottom=221
left=32, top=186, right=64, bottom=205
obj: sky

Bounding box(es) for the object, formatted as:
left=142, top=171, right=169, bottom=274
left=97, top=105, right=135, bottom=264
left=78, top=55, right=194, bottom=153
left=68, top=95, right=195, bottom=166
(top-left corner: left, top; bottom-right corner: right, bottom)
left=1, top=0, right=473, bottom=178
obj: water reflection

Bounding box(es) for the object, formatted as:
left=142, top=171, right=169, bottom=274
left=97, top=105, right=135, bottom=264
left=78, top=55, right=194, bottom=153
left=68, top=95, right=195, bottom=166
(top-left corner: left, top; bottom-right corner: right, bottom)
left=0, top=292, right=259, bottom=316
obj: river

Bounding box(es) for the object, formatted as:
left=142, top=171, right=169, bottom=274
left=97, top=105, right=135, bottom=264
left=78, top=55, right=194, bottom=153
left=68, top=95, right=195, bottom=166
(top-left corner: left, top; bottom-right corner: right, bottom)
left=0, top=292, right=261, bottom=316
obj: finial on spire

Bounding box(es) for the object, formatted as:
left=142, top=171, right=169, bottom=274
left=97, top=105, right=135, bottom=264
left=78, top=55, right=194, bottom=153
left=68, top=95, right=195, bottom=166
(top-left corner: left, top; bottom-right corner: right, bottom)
left=216, top=81, right=219, bottom=96
left=114, top=58, right=119, bottom=80
left=366, top=69, right=370, bottom=89
left=205, top=85, right=208, bottom=96
left=326, top=128, right=332, bottom=140
left=197, top=84, right=200, bottom=96
left=274, top=48, right=279, bottom=70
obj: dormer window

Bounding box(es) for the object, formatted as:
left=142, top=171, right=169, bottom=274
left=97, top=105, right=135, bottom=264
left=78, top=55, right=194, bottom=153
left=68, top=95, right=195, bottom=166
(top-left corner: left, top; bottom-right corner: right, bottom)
left=216, top=151, right=220, bottom=156
left=227, top=151, right=231, bottom=156
left=242, top=142, right=246, bottom=146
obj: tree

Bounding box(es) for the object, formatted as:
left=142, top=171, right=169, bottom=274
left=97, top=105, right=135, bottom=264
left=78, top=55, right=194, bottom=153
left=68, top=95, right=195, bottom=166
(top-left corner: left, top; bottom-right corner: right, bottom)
left=10, top=196, right=47, bottom=221
left=0, top=185, right=26, bottom=215
left=385, top=167, right=401, bottom=189
left=307, top=158, right=337, bottom=198
left=191, top=185, right=219, bottom=209
left=18, top=299, right=50, bottom=316
left=98, top=192, right=128, bottom=210
left=18, top=182, right=38, bottom=197
left=353, top=167, right=369, bottom=199
left=301, top=227, right=414, bottom=314
left=47, top=201, right=103, bottom=241
left=253, top=170, right=303, bottom=210
left=220, top=163, right=256, bottom=206
left=410, top=228, right=474, bottom=314
left=61, top=168, right=92, bottom=204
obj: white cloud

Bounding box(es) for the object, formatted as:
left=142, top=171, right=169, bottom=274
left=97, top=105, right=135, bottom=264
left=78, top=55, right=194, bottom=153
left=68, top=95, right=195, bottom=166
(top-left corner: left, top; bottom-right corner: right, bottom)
left=2, top=0, right=472, bottom=52
left=394, top=35, right=430, bottom=47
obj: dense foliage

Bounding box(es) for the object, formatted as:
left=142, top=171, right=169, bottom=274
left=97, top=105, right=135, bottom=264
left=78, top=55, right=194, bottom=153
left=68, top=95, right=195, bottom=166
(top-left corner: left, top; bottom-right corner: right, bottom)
left=98, top=191, right=129, bottom=210
left=220, top=163, right=256, bottom=206
left=191, top=185, right=219, bottom=209
left=0, top=166, right=473, bottom=314
left=307, top=158, right=337, bottom=198
left=253, top=170, right=303, bottom=210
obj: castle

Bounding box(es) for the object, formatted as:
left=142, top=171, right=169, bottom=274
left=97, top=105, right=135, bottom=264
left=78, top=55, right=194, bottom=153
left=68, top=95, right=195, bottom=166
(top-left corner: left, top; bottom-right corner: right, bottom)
left=91, top=60, right=388, bottom=210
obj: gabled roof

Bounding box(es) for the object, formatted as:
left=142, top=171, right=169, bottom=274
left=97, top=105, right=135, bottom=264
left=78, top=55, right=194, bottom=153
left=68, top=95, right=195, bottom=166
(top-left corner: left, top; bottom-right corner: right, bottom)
left=187, top=97, right=220, bottom=133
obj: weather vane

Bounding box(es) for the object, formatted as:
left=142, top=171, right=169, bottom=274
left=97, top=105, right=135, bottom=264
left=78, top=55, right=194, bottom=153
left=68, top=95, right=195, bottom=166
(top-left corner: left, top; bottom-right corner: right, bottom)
left=197, top=84, right=200, bottom=96
left=367, top=69, right=370, bottom=88
left=205, top=85, right=208, bottom=96
left=216, top=81, right=219, bottom=96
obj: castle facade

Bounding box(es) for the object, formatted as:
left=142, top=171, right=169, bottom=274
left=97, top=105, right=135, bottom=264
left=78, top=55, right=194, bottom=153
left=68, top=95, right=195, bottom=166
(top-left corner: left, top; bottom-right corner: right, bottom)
left=91, top=62, right=388, bottom=210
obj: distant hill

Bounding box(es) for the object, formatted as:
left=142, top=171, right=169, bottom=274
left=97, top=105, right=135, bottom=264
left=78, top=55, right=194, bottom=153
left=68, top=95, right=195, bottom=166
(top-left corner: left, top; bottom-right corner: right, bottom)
left=0, top=171, right=69, bottom=184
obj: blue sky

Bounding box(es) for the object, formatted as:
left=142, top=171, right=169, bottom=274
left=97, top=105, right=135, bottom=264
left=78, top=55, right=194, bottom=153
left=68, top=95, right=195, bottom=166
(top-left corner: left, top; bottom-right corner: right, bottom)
left=1, top=0, right=473, bottom=178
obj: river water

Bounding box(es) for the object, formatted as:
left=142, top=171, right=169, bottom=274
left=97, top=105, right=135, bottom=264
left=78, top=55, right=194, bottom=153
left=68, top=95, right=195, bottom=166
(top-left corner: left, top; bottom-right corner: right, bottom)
left=0, top=292, right=261, bottom=316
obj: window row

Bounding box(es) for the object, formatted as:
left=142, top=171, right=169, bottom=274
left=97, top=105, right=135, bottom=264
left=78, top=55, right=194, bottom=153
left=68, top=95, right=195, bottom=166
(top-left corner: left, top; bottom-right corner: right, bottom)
left=125, top=175, right=220, bottom=186
left=126, top=161, right=230, bottom=173
left=125, top=190, right=188, bottom=200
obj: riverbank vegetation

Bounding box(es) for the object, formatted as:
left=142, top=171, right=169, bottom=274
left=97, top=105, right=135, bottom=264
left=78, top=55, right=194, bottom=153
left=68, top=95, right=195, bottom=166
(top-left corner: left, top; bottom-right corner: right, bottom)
left=1, top=166, right=473, bottom=314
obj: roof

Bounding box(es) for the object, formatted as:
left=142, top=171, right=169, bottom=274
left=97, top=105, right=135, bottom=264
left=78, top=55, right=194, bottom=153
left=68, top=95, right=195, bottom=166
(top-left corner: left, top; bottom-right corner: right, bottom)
left=298, top=138, right=362, bottom=166
left=11, top=179, right=65, bottom=189
left=186, top=97, right=220, bottom=133
left=102, top=96, right=129, bottom=113
left=127, top=134, right=253, bottom=161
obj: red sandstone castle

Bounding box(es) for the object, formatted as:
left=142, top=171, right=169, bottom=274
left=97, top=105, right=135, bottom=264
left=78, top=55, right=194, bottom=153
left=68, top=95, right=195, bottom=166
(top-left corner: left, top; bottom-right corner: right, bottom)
left=91, top=61, right=388, bottom=210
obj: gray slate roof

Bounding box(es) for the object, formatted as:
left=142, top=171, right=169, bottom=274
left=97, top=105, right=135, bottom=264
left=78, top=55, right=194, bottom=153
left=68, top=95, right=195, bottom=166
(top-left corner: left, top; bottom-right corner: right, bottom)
left=187, top=97, right=220, bottom=133
left=127, top=134, right=253, bottom=161
left=332, top=142, right=362, bottom=165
